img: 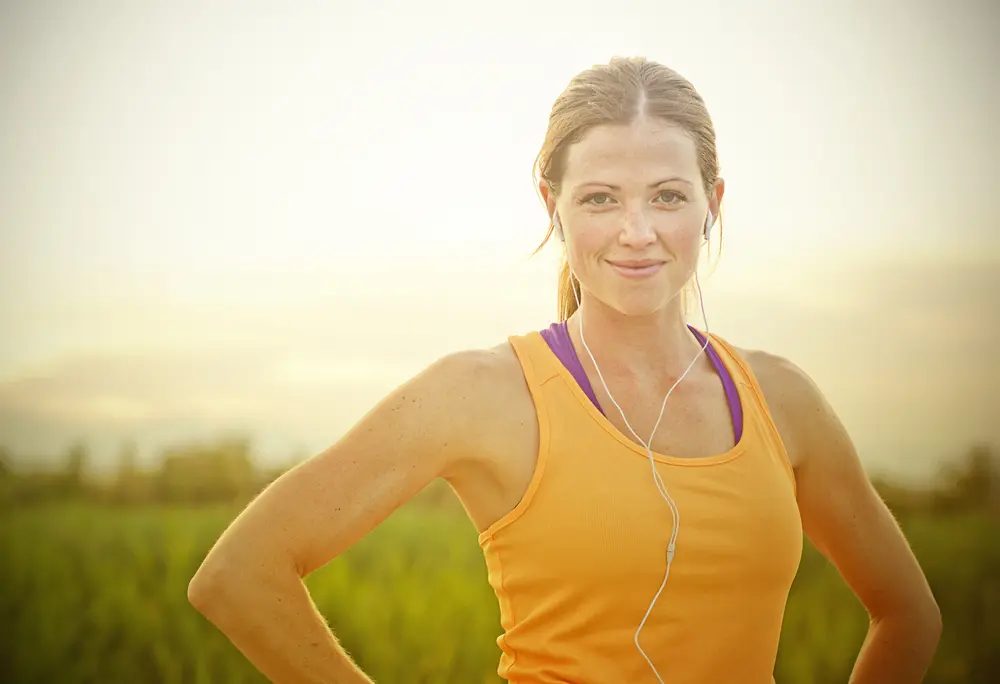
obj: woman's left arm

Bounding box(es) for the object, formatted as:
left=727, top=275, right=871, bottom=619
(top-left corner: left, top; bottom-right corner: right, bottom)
left=753, top=353, right=942, bottom=683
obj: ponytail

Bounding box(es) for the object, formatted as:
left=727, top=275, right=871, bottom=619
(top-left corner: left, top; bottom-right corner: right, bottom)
left=557, top=258, right=580, bottom=321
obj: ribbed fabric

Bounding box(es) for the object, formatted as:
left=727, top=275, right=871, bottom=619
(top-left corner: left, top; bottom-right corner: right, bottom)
left=478, top=330, right=802, bottom=684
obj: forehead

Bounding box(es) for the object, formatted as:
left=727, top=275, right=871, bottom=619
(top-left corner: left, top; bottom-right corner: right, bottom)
left=562, top=117, right=701, bottom=186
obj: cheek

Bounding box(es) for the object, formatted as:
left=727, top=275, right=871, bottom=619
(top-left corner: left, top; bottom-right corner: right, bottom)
left=663, top=215, right=705, bottom=251
left=582, top=228, right=611, bottom=255
left=676, top=225, right=703, bottom=253
left=567, top=219, right=612, bottom=260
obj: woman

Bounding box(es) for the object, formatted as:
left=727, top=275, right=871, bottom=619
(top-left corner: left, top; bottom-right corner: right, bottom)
left=189, top=57, right=942, bottom=683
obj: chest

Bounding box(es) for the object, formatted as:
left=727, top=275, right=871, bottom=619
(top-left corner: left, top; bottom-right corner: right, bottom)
left=591, top=371, right=738, bottom=460
left=519, top=444, right=803, bottom=594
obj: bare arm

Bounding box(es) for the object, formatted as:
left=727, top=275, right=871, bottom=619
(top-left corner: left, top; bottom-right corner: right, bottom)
left=757, top=354, right=942, bottom=683
left=187, top=350, right=496, bottom=684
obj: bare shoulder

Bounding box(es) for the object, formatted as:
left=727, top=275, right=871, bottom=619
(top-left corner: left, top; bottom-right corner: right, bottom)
left=449, top=340, right=531, bottom=396
left=734, top=345, right=833, bottom=471
left=737, top=346, right=823, bottom=405
left=421, top=340, right=540, bottom=532
left=475, top=338, right=538, bottom=431
left=410, top=340, right=537, bottom=475
left=429, top=340, right=533, bottom=437
left=414, top=341, right=524, bottom=402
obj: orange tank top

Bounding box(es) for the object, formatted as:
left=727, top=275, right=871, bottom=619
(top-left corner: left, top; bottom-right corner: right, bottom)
left=478, top=329, right=803, bottom=684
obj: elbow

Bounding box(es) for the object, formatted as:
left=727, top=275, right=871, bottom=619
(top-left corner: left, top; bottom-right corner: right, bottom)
left=911, top=590, right=943, bottom=645
left=188, top=552, right=242, bottom=618
left=873, top=594, right=942, bottom=649
left=922, top=596, right=943, bottom=645
left=911, top=599, right=943, bottom=657
left=188, top=561, right=225, bottom=616
left=188, top=546, right=300, bottom=619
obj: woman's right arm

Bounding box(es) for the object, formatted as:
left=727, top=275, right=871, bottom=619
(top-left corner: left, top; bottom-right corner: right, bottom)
left=187, top=349, right=499, bottom=684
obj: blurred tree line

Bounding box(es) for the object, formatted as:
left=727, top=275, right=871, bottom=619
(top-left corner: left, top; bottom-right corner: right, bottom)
left=871, top=444, right=1000, bottom=517
left=0, top=437, right=278, bottom=507
left=0, top=438, right=997, bottom=515
left=0, top=436, right=460, bottom=509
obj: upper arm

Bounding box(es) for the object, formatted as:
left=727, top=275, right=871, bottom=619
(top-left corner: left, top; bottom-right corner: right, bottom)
left=193, top=349, right=498, bottom=582
left=752, top=352, right=940, bottom=625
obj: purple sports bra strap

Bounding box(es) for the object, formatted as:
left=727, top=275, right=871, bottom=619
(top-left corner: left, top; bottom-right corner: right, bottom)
left=538, top=320, right=744, bottom=441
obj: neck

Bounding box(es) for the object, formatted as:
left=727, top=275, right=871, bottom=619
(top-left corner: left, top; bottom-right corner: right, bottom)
left=566, top=293, right=706, bottom=383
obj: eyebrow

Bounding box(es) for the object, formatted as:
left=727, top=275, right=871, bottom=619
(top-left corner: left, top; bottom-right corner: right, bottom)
left=575, top=177, right=694, bottom=191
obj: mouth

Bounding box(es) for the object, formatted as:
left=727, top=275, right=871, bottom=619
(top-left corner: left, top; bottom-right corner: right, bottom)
left=606, top=259, right=666, bottom=278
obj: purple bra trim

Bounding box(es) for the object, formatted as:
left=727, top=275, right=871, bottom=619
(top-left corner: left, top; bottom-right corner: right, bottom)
left=539, top=321, right=744, bottom=441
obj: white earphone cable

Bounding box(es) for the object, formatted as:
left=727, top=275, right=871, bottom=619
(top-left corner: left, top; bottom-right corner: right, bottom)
left=563, top=214, right=713, bottom=683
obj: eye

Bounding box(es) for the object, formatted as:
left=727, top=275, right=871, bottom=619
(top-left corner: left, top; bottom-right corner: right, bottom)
left=656, top=190, right=686, bottom=205
left=580, top=193, right=616, bottom=206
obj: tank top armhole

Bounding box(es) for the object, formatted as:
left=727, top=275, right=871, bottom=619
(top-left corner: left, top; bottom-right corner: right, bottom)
left=477, top=334, right=553, bottom=545
left=708, top=334, right=798, bottom=498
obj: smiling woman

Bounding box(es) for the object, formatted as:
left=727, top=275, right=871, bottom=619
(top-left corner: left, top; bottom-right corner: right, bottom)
left=188, top=56, right=941, bottom=684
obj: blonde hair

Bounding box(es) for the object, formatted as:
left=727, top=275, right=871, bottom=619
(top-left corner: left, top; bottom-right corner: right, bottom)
left=532, top=57, right=724, bottom=321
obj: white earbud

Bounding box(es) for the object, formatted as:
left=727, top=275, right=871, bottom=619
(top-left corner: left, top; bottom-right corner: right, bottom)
left=704, top=211, right=714, bottom=241
left=553, top=214, right=564, bottom=242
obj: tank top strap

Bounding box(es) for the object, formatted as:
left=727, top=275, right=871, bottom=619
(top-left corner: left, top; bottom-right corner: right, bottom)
left=706, top=332, right=797, bottom=493
left=698, top=332, right=757, bottom=390
left=507, top=330, right=564, bottom=389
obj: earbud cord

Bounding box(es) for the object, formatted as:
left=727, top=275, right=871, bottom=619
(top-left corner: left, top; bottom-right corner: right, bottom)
left=566, top=224, right=712, bottom=684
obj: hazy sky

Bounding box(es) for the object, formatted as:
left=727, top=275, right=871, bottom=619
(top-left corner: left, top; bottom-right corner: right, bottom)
left=1, top=0, right=998, bottom=483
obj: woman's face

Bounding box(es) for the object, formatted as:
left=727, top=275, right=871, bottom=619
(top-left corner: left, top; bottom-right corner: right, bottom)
left=544, top=116, right=723, bottom=318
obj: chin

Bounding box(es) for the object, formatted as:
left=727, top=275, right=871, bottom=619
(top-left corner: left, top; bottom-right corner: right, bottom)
left=606, top=293, right=673, bottom=318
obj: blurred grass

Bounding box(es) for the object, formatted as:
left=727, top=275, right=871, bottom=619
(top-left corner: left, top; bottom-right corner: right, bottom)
left=1, top=501, right=997, bottom=683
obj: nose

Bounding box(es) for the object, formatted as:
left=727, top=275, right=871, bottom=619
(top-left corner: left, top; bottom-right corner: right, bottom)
left=619, top=209, right=657, bottom=248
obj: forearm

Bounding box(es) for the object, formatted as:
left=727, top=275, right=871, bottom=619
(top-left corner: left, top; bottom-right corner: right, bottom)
left=190, top=564, right=374, bottom=684
left=848, top=611, right=941, bottom=684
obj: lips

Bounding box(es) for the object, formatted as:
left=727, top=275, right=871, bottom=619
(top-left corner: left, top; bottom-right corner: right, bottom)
left=607, top=259, right=664, bottom=268
left=607, top=259, right=665, bottom=278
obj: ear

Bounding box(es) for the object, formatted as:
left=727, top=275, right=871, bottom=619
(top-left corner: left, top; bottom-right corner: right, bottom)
left=708, top=177, right=725, bottom=225
left=539, top=180, right=562, bottom=242
left=704, top=177, right=725, bottom=240
left=539, top=180, right=556, bottom=221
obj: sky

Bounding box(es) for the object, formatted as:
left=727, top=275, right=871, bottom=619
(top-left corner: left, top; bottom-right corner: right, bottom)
left=1, top=0, right=998, bottom=484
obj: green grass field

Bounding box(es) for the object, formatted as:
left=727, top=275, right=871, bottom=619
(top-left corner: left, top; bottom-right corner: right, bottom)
left=1, top=502, right=998, bottom=683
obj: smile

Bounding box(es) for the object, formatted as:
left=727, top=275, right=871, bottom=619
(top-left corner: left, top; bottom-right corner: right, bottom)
left=607, top=261, right=665, bottom=279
